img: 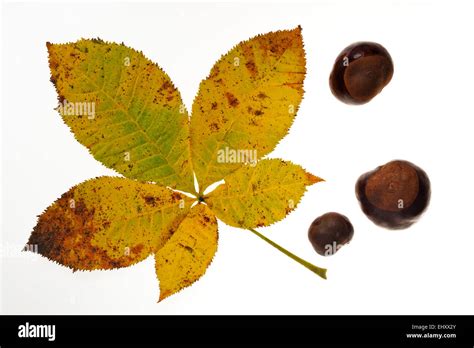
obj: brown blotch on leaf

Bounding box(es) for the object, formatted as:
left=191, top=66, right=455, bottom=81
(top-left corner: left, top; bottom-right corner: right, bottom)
left=159, top=81, right=172, bottom=92
left=171, top=192, right=182, bottom=201
left=225, top=92, right=239, bottom=108
left=27, top=195, right=132, bottom=271
left=259, top=28, right=300, bottom=59
left=241, top=43, right=258, bottom=76
left=245, top=60, right=258, bottom=77
left=144, top=195, right=157, bottom=206
left=131, top=244, right=144, bottom=255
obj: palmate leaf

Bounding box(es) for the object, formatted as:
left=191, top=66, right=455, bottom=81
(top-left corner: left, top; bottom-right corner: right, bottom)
left=27, top=26, right=325, bottom=303
left=190, top=26, right=306, bottom=190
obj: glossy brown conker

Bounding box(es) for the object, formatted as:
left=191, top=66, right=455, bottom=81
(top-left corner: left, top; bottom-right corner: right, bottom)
left=330, top=42, right=394, bottom=105
left=308, top=212, right=354, bottom=256
left=355, top=160, right=431, bottom=229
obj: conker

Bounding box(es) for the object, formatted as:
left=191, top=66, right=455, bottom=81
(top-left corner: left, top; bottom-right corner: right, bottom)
left=356, top=160, right=431, bottom=229
left=329, top=42, right=394, bottom=105
left=308, top=212, right=354, bottom=256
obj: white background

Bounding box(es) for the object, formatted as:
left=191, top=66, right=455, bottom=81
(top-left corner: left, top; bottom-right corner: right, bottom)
left=1, top=0, right=474, bottom=314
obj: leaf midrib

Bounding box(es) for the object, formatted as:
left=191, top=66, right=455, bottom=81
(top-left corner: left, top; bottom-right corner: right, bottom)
left=79, top=65, right=182, bottom=182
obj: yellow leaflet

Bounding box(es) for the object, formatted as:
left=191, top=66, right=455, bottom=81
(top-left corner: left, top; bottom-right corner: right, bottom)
left=28, top=177, right=192, bottom=271
left=206, top=159, right=323, bottom=228
left=155, top=204, right=218, bottom=301
left=47, top=40, right=195, bottom=193
left=190, top=26, right=306, bottom=191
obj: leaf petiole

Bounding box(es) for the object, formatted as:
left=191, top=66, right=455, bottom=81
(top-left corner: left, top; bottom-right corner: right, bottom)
left=247, top=228, right=327, bottom=280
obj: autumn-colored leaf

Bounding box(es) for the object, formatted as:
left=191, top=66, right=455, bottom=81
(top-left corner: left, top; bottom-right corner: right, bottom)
left=27, top=177, right=192, bottom=271
left=206, top=159, right=322, bottom=228
left=190, top=26, right=306, bottom=190
left=155, top=204, right=218, bottom=301
left=28, top=27, right=326, bottom=303
left=47, top=39, right=195, bottom=193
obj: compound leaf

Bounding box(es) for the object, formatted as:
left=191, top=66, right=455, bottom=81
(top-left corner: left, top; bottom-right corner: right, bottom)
left=47, top=39, right=195, bottom=193
left=206, top=159, right=322, bottom=228
left=27, top=177, right=192, bottom=271
left=190, top=26, right=306, bottom=190
left=34, top=27, right=325, bottom=302
left=155, top=204, right=218, bottom=301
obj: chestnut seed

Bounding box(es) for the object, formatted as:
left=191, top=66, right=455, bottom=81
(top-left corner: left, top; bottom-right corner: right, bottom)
left=355, top=160, right=431, bottom=229
left=329, top=42, right=394, bottom=105
left=308, top=212, right=354, bottom=256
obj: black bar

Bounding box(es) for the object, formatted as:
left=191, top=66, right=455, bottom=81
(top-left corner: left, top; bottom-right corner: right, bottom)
left=1, top=315, right=473, bottom=347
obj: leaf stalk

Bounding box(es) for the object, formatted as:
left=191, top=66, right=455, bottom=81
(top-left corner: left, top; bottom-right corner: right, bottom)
left=247, top=228, right=327, bottom=279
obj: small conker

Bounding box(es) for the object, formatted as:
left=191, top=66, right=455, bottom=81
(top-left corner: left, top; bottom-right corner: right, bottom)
left=356, top=160, right=431, bottom=229
left=308, top=212, right=354, bottom=256
left=329, top=42, right=394, bottom=105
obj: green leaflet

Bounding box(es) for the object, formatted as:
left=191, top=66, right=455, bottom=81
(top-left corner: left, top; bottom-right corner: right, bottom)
left=48, top=39, right=195, bottom=193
